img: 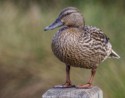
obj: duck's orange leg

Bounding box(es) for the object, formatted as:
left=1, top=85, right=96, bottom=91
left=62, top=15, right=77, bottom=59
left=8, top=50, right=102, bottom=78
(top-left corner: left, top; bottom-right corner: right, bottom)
left=54, top=65, right=75, bottom=88
left=77, top=68, right=96, bottom=89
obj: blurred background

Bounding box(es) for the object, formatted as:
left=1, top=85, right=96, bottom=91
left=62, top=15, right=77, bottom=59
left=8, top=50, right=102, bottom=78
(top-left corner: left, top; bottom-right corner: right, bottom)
left=0, top=0, right=125, bottom=98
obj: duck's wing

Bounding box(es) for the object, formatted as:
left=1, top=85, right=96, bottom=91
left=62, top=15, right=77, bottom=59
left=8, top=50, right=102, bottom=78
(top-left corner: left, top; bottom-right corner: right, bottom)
left=83, top=26, right=120, bottom=61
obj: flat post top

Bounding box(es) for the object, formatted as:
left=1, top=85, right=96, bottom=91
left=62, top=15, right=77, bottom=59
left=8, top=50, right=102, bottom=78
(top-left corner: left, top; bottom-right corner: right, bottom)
left=42, top=86, right=103, bottom=98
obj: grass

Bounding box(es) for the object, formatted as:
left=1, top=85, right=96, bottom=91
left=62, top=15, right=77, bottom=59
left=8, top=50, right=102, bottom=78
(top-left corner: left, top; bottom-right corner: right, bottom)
left=0, top=2, right=125, bottom=98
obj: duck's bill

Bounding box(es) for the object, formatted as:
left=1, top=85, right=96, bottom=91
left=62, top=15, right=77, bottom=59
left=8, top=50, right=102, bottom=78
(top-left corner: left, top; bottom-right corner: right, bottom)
left=44, top=19, right=63, bottom=31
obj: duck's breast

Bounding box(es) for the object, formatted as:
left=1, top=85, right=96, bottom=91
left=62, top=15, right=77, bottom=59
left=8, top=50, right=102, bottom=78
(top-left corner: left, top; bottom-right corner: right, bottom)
left=52, top=27, right=84, bottom=65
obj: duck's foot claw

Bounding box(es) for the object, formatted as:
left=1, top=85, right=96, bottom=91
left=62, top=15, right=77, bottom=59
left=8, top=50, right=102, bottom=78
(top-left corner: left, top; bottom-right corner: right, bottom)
left=76, top=83, right=93, bottom=89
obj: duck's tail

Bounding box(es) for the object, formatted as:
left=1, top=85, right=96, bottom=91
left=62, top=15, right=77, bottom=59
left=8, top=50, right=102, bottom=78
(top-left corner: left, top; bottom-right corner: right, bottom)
left=109, top=50, right=120, bottom=59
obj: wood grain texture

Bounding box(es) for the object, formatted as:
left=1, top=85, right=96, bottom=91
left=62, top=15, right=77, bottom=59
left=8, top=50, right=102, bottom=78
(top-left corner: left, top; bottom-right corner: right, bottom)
left=42, top=86, right=103, bottom=98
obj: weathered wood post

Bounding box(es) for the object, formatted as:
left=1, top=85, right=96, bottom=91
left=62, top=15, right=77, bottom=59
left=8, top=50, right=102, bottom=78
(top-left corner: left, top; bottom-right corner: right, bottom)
left=42, top=86, right=103, bottom=98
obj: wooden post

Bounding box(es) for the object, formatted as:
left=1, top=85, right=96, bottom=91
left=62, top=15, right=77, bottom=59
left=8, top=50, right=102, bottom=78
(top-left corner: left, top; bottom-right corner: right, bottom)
left=42, top=86, right=103, bottom=98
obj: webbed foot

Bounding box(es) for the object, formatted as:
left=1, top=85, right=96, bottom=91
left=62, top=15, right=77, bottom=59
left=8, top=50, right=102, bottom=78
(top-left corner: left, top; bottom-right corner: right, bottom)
left=54, top=82, right=75, bottom=88
left=76, top=83, right=93, bottom=89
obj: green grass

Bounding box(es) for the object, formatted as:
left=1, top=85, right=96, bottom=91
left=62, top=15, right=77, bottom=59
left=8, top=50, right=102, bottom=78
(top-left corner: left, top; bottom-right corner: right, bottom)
left=0, top=2, right=125, bottom=98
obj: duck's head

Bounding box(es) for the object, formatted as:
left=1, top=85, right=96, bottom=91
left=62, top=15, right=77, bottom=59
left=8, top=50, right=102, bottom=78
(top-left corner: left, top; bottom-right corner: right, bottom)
left=44, top=7, right=84, bottom=31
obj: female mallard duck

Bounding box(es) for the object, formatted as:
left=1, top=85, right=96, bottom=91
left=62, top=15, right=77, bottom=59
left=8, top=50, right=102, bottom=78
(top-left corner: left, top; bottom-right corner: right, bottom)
left=44, top=7, right=120, bottom=88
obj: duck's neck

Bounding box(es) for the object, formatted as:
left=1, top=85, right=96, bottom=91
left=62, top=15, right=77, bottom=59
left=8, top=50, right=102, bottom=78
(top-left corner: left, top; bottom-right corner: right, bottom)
left=78, top=25, right=84, bottom=30
left=67, top=25, right=84, bottom=29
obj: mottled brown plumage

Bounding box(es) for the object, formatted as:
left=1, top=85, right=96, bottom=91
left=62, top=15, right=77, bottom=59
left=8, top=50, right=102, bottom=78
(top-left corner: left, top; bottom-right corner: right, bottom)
left=44, top=7, right=120, bottom=88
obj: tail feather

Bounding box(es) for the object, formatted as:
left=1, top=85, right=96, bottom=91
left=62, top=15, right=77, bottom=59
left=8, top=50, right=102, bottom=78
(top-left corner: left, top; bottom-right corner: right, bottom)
left=109, top=50, right=120, bottom=59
